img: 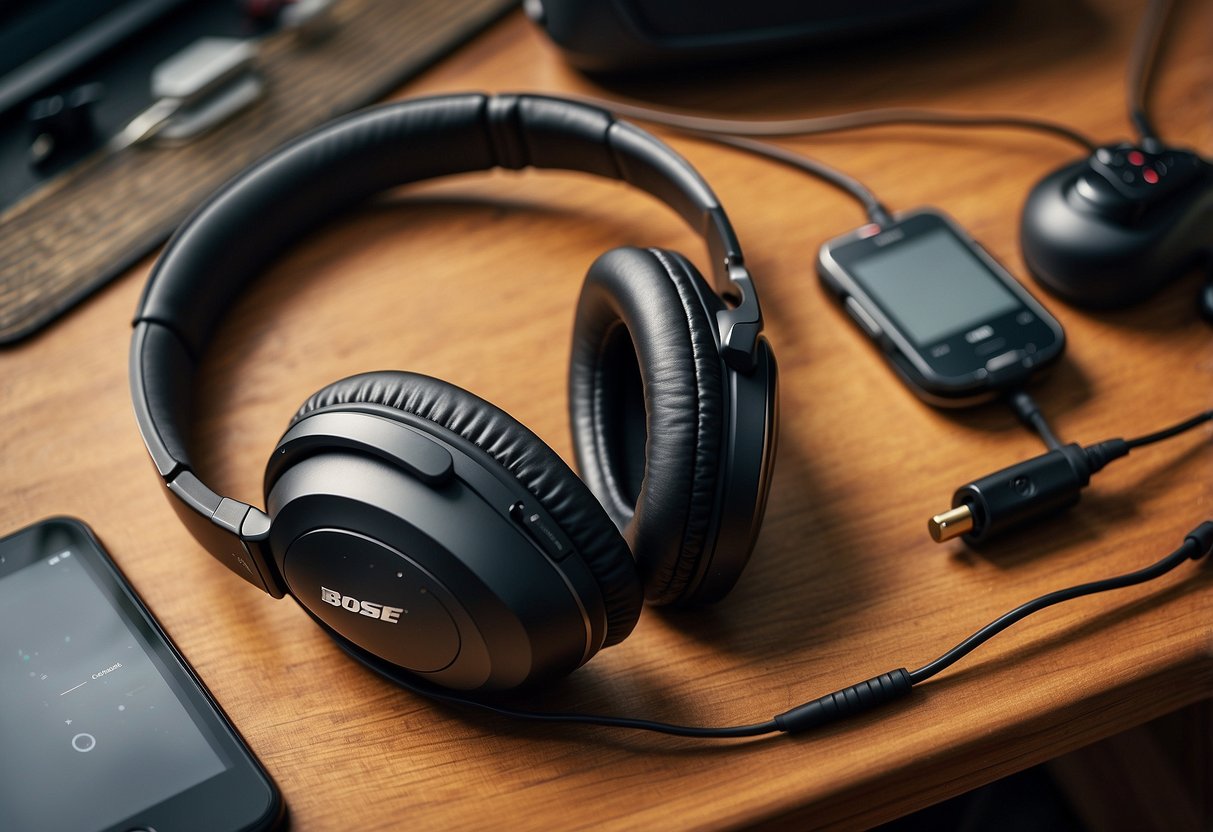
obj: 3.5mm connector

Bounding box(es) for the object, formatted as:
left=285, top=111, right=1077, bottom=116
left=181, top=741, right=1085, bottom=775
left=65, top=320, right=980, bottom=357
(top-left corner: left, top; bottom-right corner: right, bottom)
left=931, top=444, right=1103, bottom=544
left=929, top=406, right=1213, bottom=545
left=929, top=505, right=975, bottom=542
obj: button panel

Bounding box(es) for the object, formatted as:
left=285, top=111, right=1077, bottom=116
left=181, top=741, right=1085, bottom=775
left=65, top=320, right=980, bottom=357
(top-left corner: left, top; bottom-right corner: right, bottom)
left=1088, top=142, right=1202, bottom=202
left=510, top=503, right=570, bottom=561
left=915, top=306, right=1059, bottom=381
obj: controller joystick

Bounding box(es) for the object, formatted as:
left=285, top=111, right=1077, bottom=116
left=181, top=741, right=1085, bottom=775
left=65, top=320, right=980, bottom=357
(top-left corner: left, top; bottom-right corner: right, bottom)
left=1021, top=141, right=1213, bottom=309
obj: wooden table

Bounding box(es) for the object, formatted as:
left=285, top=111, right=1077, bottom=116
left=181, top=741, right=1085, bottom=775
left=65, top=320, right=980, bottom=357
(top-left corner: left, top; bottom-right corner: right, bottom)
left=3, top=1, right=1210, bottom=828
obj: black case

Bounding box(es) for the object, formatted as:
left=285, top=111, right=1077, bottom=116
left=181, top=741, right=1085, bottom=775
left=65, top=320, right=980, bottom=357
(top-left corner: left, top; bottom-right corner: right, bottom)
left=525, top=0, right=986, bottom=70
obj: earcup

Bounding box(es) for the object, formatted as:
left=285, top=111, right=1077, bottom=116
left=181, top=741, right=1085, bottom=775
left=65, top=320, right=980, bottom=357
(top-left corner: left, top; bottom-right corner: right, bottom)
left=290, top=370, right=644, bottom=646
left=569, top=247, right=726, bottom=605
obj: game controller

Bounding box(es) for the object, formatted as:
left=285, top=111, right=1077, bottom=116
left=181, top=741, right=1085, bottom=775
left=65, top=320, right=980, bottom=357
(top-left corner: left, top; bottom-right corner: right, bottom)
left=1021, top=142, right=1213, bottom=310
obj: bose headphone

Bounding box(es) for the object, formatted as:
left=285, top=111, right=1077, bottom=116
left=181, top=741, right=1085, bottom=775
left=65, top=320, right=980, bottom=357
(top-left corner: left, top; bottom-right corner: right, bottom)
left=130, top=93, right=778, bottom=692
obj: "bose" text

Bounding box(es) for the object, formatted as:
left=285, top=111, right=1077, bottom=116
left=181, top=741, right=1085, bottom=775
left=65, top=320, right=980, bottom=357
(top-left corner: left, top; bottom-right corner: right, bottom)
left=320, top=587, right=404, bottom=623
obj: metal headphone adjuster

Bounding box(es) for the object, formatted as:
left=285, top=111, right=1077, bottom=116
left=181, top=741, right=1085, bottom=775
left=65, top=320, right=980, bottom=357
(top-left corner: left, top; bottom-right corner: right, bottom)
left=717, top=257, right=763, bottom=373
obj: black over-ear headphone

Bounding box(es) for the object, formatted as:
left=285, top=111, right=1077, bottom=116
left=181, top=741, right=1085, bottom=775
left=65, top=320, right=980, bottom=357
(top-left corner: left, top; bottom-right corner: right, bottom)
left=130, top=93, right=779, bottom=692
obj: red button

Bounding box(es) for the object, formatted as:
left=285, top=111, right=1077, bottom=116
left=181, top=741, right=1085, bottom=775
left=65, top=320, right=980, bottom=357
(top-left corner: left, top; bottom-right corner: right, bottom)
left=1143, top=168, right=1160, bottom=184
left=1127, top=150, right=1145, bottom=166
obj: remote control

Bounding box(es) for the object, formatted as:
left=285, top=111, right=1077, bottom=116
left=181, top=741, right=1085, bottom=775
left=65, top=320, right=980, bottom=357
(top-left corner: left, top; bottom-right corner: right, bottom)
left=1021, top=142, right=1213, bottom=308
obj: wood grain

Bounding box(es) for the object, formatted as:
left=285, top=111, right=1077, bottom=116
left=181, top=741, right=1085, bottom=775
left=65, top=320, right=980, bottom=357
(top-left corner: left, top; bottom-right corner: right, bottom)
left=1, top=1, right=1211, bottom=829
left=0, top=0, right=514, bottom=343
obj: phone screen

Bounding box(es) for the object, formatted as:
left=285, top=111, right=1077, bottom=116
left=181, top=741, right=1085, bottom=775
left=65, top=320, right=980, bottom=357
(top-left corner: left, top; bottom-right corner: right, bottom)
left=0, top=523, right=229, bottom=831
left=846, top=227, right=1021, bottom=347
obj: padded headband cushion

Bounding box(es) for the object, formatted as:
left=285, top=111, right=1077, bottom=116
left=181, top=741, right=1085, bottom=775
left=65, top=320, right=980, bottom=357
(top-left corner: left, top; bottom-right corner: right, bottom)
left=135, top=93, right=740, bottom=360
left=569, top=247, right=725, bottom=605
left=290, top=371, right=643, bottom=646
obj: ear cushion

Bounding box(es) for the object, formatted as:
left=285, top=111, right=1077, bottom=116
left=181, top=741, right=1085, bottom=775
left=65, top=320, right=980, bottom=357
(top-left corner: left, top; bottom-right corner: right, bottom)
left=290, top=371, right=643, bottom=646
left=569, top=247, right=725, bottom=606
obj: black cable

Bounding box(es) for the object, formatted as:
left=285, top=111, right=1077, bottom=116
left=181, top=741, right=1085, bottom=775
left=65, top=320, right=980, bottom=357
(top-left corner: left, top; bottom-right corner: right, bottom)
left=395, top=523, right=1213, bottom=738
left=577, top=95, right=1097, bottom=152
left=580, top=95, right=1100, bottom=224
left=1126, top=0, right=1174, bottom=145
left=1125, top=409, right=1213, bottom=449
left=694, top=134, right=893, bottom=225
left=391, top=670, right=781, bottom=738
left=1005, top=389, right=1062, bottom=450
left=909, top=527, right=1207, bottom=684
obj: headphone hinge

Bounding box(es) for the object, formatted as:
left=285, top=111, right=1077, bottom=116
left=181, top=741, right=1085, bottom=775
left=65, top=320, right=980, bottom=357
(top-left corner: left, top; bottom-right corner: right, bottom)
left=717, top=260, right=763, bottom=373
left=165, top=470, right=285, bottom=598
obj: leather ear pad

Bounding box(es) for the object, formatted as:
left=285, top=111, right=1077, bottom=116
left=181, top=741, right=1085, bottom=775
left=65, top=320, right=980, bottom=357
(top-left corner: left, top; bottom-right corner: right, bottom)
left=289, top=371, right=643, bottom=646
left=569, top=247, right=724, bottom=606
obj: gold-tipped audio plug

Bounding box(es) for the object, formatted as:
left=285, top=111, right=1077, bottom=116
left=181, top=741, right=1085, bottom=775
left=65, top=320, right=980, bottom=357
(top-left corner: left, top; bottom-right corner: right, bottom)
left=928, top=442, right=1128, bottom=544
left=929, top=400, right=1212, bottom=545
left=928, top=506, right=975, bottom=542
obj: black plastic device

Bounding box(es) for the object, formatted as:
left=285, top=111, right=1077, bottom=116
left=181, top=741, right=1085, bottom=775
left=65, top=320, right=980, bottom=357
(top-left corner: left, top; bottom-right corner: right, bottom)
left=817, top=208, right=1065, bottom=406
left=524, top=0, right=985, bottom=71
left=1020, top=141, right=1213, bottom=308
left=0, top=517, right=282, bottom=832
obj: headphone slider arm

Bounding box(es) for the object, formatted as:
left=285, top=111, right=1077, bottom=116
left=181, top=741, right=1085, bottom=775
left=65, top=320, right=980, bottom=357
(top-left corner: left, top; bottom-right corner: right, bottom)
left=165, top=470, right=285, bottom=598
left=718, top=263, right=763, bottom=373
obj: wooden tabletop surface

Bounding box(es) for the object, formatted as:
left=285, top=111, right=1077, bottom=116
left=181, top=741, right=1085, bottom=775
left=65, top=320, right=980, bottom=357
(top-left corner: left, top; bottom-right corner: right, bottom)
left=2, top=1, right=1210, bottom=829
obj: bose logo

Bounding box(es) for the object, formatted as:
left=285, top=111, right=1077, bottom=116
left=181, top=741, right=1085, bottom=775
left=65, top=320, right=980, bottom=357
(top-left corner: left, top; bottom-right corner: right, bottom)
left=320, top=587, right=404, bottom=623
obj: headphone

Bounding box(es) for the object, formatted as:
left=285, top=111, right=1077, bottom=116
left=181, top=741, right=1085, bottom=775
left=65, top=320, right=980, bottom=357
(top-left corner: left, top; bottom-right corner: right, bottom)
left=130, top=93, right=779, bottom=692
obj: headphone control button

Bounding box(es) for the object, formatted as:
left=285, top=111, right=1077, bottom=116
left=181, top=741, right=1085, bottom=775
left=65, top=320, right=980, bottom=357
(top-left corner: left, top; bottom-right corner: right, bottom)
left=510, top=503, right=570, bottom=561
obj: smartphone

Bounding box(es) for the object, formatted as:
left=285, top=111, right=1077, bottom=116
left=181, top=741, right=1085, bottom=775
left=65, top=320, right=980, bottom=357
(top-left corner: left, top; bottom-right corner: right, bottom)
left=0, top=517, right=282, bottom=832
left=817, top=208, right=1065, bottom=406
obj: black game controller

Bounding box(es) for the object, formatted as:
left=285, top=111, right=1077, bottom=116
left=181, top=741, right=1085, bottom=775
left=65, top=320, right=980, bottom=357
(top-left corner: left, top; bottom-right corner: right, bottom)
left=1021, top=142, right=1213, bottom=312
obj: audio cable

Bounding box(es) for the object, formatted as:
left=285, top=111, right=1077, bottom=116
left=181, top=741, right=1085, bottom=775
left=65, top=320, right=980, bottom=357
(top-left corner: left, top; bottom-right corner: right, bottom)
left=1126, top=0, right=1174, bottom=147
left=581, top=96, right=1097, bottom=152
left=930, top=406, right=1213, bottom=544
left=690, top=133, right=895, bottom=226
left=575, top=77, right=1107, bottom=226
left=394, top=522, right=1212, bottom=739
left=1005, top=389, right=1063, bottom=451
left=573, top=100, right=1096, bottom=227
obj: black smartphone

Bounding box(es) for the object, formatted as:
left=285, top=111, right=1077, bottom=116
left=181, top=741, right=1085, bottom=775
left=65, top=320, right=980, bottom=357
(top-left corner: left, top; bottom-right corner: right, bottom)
left=0, top=517, right=282, bottom=832
left=817, top=207, right=1065, bottom=406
